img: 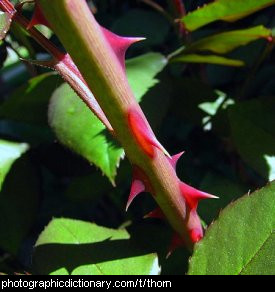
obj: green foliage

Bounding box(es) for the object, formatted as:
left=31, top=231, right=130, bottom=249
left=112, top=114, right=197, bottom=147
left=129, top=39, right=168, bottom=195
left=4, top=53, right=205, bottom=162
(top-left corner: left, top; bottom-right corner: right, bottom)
left=0, top=140, right=39, bottom=255
left=229, top=98, right=275, bottom=181
left=188, top=181, right=275, bottom=275
left=33, top=218, right=160, bottom=275
left=198, top=172, right=247, bottom=224
left=127, top=53, right=167, bottom=103
left=172, top=54, right=244, bottom=66
left=181, top=0, right=275, bottom=31
left=185, top=26, right=271, bottom=54
left=170, top=26, right=271, bottom=66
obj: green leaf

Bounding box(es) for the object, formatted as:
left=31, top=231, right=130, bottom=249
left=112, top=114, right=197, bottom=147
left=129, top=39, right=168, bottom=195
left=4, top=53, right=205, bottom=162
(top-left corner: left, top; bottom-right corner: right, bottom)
left=185, top=26, right=271, bottom=54
left=228, top=98, right=275, bottom=181
left=0, top=145, right=40, bottom=255
left=0, top=11, right=11, bottom=40
left=188, top=181, right=275, bottom=275
left=33, top=218, right=160, bottom=275
left=172, top=54, right=244, bottom=66
left=127, top=53, right=167, bottom=103
left=49, top=83, right=124, bottom=185
left=182, top=0, right=275, bottom=31
left=0, top=73, right=63, bottom=126
left=198, top=172, right=247, bottom=224
left=49, top=53, right=167, bottom=183
left=0, top=139, right=29, bottom=190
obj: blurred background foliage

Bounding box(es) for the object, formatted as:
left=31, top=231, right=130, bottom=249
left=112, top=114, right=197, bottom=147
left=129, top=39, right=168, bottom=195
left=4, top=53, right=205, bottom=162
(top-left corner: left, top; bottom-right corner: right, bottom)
left=0, top=0, right=274, bottom=275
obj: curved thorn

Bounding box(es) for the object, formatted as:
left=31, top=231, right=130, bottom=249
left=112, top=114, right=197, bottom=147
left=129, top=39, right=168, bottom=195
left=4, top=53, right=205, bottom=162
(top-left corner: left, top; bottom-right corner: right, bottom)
left=169, top=151, right=185, bottom=169
left=126, top=179, right=145, bottom=211
left=180, top=181, right=218, bottom=210
left=101, top=27, right=145, bottom=70
left=27, top=3, right=50, bottom=30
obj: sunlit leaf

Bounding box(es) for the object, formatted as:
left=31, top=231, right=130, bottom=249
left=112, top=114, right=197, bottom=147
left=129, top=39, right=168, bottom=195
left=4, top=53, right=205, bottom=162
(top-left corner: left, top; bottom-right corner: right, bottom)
left=182, top=0, right=275, bottom=31
left=172, top=54, right=244, bottom=66
left=127, top=53, right=167, bottom=102
left=186, top=26, right=271, bottom=54
left=33, top=218, right=160, bottom=275
left=188, top=181, right=275, bottom=275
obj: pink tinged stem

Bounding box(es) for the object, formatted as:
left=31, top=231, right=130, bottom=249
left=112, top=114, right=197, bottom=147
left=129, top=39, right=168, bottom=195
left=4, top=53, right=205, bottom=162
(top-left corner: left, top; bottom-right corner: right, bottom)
left=173, top=0, right=186, bottom=16
left=0, top=0, right=16, bottom=15
left=144, top=151, right=218, bottom=251
left=37, top=0, right=213, bottom=250
left=168, top=152, right=218, bottom=250
left=172, top=0, right=188, bottom=37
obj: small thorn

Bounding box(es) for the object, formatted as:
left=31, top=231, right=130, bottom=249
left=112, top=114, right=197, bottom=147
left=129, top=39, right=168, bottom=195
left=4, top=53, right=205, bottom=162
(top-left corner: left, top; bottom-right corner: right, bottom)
left=180, top=181, right=218, bottom=209
left=144, top=208, right=164, bottom=219
left=27, top=4, right=50, bottom=30
left=126, top=179, right=145, bottom=211
left=169, top=151, right=185, bottom=169
left=101, top=27, right=145, bottom=70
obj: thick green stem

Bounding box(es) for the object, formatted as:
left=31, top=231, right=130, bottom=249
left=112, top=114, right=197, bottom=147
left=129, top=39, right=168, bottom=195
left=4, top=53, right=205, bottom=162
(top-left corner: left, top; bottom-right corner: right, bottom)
left=38, top=0, right=193, bottom=249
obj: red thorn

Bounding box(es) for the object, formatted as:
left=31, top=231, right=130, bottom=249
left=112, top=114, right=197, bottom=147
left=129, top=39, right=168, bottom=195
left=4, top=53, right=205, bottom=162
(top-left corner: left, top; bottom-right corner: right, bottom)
left=27, top=4, right=50, bottom=30
left=20, top=58, right=56, bottom=70
left=126, top=179, right=145, bottom=211
left=58, top=54, right=85, bottom=82
left=128, top=107, right=170, bottom=157
left=101, top=27, right=145, bottom=70
left=168, top=151, right=185, bottom=169
left=144, top=208, right=164, bottom=219
left=180, top=181, right=218, bottom=210
left=167, top=233, right=185, bottom=258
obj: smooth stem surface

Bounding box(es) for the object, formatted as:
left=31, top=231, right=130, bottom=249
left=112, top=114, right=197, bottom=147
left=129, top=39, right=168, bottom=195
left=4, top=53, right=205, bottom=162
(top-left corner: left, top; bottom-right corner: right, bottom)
left=38, top=0, right=193, bottom=249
